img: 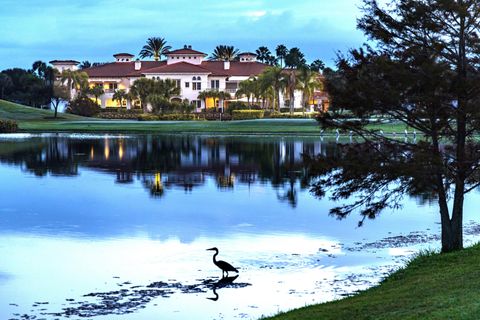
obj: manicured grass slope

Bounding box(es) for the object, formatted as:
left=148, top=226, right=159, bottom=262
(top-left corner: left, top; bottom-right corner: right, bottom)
left=0, top=99, right=83, bottom=121
left=1, top=99, right=409, bottom=134
left=267, top=245, right=480, bottom=320
left=20, top=119, right=324, bottom=134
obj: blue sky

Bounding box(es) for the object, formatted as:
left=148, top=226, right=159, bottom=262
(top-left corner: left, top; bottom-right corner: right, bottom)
left=0, top=0, right=365, bottom=70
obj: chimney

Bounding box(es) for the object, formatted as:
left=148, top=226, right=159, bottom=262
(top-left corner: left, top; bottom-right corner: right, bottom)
left=135, top=59, right=141, bottom=70
left=184, top=44, right=188, bottom=49
left=224, top=60, right=230, bottom=70
left=188, top=45, right=192, bottom=49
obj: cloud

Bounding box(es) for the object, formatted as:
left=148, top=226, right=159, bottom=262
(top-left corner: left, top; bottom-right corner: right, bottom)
left=0, top=0, right=365, bottom=70
left=245, top=10, right=268, bottom=20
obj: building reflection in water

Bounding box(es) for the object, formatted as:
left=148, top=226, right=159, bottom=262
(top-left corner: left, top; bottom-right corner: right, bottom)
left=0, top=135, right=339, bottom=206
left=104, top=137, right=110, bottom=160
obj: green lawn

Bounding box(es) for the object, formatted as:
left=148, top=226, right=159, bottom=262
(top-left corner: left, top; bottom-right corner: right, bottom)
left=0, top=99, right=84, bottom=121
left=0, top=99, right=410, bottom=135
left=265, top=245, right=480, bottom=320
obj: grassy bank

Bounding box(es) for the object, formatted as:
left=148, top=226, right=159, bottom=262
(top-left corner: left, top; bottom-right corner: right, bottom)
left=0, top=99, right=410, bottom=135
left=266, top=245, right=480, bottom=320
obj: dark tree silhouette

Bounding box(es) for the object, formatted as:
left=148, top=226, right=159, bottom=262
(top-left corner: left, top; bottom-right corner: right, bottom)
left=310, top=59, right=325, bottom=72
left=285, top=48, right=306, bottom=69
left=315, top=0, right=480, bottom=253
left=256, top=46, right=274, bottom=64
left=275, top=45, right=288, bottom=68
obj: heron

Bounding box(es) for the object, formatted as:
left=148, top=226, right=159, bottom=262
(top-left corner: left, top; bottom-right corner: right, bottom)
left=206, top=247, right=239, bottom=277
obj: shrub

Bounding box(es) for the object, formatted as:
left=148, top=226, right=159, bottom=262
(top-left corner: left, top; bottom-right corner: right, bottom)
left=96, top=109, right=144, bottom=119
left=268, top=112, right=319, bottom=119
left=232, top=110, right=264, bottom=120
left=137, top=113, right=199, bottom=121
left=227, top=102, right=262, bottom=115
left=138, top=114, right=160, bottom=121
left=198, top=112, right=232, bottom=121
left=98, top=108, right=142, bottom=114
left=66, top=96, right=100, bottom=117
left=97, top=112, right=139, bottom=120
left=0, top=119, right=18, bottom=133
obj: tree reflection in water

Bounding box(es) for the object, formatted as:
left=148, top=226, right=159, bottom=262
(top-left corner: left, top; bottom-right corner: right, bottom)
left=0, top=135, right=337, bottom=207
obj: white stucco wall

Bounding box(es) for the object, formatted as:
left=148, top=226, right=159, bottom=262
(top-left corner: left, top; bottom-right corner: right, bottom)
left=145, top=73, right=212, bottom=104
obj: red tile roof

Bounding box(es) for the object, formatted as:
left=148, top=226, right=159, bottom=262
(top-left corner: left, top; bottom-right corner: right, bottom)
left=166, top=48, right=207, bottom=56
left=201, top=61, right=267, bottom=76
left=142, top=62, right=212, bottom=74
left=83, top=61, right=165, bottom=78
left=82, top=60, right=267, bottom=78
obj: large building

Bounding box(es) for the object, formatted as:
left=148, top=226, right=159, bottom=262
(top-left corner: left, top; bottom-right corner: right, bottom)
left=50, top=46, right=325, bottom=112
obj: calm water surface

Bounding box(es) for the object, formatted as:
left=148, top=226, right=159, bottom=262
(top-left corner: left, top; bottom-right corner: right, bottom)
left=1, top=133, right=479, bottom=319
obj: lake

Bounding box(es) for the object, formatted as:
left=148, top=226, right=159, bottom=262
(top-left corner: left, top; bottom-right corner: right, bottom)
left=1, top=133, right=480, bottom=320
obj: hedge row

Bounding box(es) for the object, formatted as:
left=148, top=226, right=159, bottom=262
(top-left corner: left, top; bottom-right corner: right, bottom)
left=0, top=119, right=18, bottom=133
left=97, top=112, right=141, bottom=120
left=98, top=108, right=143, bottom=114
left=232, top=110, right=265, bottom=120
left=137, top=114, right=200, bottom=121
left=267, top=112, right=319, bottom=119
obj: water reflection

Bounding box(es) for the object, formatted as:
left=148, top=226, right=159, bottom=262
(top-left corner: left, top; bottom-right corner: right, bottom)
left=3, top=134, right=472, bottom=320
left=0, top=135, right=338, bottom=207
left=206, top=275, right=240, bottom=302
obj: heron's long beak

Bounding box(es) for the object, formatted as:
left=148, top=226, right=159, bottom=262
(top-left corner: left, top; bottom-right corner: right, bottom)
left=206, top=247, right=215, bottom=251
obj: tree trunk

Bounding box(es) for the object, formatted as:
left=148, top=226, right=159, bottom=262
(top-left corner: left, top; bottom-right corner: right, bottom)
left=290, top=91, right=295, bottom=115
left=276, top=89, right=281, bottom=112
left=436, top=174, right=464, bottom=253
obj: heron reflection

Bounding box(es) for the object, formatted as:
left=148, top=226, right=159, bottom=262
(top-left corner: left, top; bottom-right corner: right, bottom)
left=206, top=275, right=239, bottom=301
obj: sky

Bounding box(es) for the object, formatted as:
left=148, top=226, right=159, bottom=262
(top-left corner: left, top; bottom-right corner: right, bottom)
left=0, top=0, right=366, bottom=70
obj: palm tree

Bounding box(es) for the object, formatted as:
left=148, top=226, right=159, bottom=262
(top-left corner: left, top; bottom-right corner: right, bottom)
left=60, top=70, right=89, bottom=100
left=113, top=89, right=127, bottom=107
left=197, top=90, right=218, bottom=110
left=285, top=47, right=307, bottom=69
left=276, top=45, right=288, bottom=68
left=130, top=78, right=155, bottom=112
left=139, top=37, right=171, bottom=61
left=153, top=79, right=180, bottom=100
left=261, top=66, right=285, bottom=112
left=210, top=45, right=240, bottom=61
left=31, top=61, right=56, bottom=87
left=284, top=70, right=302, bottom=114
left=298, top=68, right=323, bottom=114
left=126, top=91, right=139, bottom=109
left=216, top=91, right=231, bottom=111
left=236, top=78, right=257, bottom=106
left=310, top=59, right=325, bottom=72
left=256, top=73, right=275, bottom=109
left=147, top=94, right=169, bottom=114
left=86, top=85, right=105, bottom=104
left=31, top=61, right=47, bottom=77
left=256, top=46, right=273, bottom=64
left=79, top=61, right=92, bottom=69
